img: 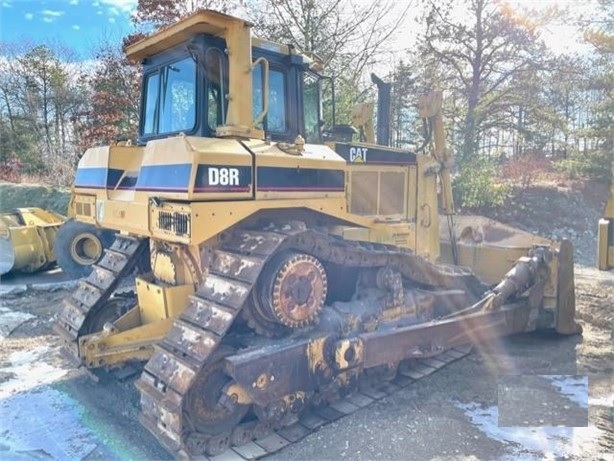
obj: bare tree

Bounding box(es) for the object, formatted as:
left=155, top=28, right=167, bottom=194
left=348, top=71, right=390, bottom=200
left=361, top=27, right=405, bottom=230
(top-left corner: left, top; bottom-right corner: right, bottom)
left=75, top=45, right=141, bottom=150
left=0, top=42, right=87, bottom=181
left=132, top=0, right=239, bottom=28
left=249, top=0, right=410, bottom=122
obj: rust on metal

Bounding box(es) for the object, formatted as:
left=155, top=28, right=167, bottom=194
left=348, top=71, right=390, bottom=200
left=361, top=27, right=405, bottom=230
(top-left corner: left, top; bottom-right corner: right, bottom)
left=131, top=222, right=559, bottom=458
left=57, top=220, right=571, bottom=460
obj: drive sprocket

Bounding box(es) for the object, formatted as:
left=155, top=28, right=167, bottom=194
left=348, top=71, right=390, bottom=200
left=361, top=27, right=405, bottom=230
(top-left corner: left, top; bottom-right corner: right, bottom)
left=253, top=251, right=327, bottom=329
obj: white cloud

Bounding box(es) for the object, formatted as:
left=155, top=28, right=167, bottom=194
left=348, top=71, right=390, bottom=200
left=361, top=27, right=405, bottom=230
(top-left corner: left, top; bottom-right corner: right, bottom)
left=100, top=0, right=137, bottom=14
left=69, top=0, right=79, bottom=5
left=24, top=13, right=33, bottom=20
left=40, top=9, right=65, bottom=24
left=108, top=6, right=119, bottom=16
left=108, top=17, right=116, bottom=23
left=2, top=2, right=12, bottom=8
left=72, top=25, right=80, bottom=30
left=42, top=10, right=65, bottom=17
left=96, top=10, right=103, bottom=15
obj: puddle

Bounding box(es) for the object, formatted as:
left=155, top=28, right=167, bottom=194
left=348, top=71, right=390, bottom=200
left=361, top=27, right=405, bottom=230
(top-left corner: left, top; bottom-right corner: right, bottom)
left=541, top=375, right=589, bottom=409
left=457, top=402, right=605, bottom=460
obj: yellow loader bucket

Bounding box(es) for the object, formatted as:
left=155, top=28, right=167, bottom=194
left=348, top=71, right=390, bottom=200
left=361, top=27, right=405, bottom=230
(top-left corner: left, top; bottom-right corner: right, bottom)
left=0, top=208, right=65, bottom=275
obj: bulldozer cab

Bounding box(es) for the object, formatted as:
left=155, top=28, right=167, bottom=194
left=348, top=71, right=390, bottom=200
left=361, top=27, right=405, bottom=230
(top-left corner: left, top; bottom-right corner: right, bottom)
left=130, top=12, right=324, bottom=146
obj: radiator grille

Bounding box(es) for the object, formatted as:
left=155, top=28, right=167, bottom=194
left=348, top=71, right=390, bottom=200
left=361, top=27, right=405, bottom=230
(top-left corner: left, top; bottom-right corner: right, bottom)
left=74, top=196, right=95, bottom=218
left=380, top=172, right=405, bottom=215
left=350, top=171, right=378, bottom=215
left=350, top=170, right=406, bottom=217
left=158, top=211, right=190, bottom=237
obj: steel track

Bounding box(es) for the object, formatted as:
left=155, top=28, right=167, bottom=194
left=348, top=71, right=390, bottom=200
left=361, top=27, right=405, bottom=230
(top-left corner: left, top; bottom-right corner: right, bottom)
left=134, top=222, right=484, bottom=458
left=55, top=234, right=149, bottom=364
left=189, top=345, right=473, bottom=460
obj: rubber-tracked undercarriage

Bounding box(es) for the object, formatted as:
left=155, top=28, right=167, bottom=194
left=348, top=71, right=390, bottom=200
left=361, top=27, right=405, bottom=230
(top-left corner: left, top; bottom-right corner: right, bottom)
left=55, top=10, right=580, bottom=460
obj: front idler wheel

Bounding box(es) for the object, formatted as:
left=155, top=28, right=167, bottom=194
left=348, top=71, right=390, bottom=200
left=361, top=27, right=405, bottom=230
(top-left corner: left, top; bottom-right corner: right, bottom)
left=82, top=296, right=135, bottom=335
left=184, top=347, right=249, bottom=438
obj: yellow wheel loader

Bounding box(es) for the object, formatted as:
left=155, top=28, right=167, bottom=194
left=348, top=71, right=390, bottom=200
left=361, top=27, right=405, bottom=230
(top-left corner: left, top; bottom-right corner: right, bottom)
left=55, top=193, right=116, bottom=278
left=55, top=10, right=580, bottom=459
left=597, top=160, right=614, bottom=270
left=0, top=203, right=115, bottom=278
left=0, top=208, right=64, bottom=275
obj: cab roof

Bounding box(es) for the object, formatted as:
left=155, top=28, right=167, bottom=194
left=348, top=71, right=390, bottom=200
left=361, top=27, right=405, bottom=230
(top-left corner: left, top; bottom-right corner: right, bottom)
left=124, top=9, right=295, bottom=61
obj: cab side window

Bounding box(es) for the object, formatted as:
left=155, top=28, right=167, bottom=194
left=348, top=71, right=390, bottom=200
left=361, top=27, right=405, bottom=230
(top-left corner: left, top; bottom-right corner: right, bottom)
left=252, top=64, right=287, bottom=133
left=143, top=74, right=159, bottom=135
left=205, top=48, right=227, bottom=131
left=303, top=72, right=321, bottom=143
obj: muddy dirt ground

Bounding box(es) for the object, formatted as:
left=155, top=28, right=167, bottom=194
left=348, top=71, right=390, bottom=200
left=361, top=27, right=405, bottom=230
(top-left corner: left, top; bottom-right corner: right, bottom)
left=0, top=178, right=612, bottom=461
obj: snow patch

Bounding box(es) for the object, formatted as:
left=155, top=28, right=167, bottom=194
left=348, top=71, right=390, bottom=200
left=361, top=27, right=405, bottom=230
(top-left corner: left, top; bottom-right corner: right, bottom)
left=588, top=395, right=614, bottom=407
left=456, top=402, right=604, bottom=460
left=0, top=306, right=34, bottom=338
left=0, top=345, right=98, bottom=460
left=541, top=375, right=589, bottom=409
left=0, top=346, right=67, bottom=398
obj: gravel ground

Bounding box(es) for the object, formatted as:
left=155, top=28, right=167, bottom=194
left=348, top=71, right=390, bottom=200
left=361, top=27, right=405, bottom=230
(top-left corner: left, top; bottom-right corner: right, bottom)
left=0, top=265, right=612, bottom=461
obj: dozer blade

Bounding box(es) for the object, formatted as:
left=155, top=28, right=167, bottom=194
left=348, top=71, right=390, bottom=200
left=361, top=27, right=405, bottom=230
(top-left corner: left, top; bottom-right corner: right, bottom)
left=555, top=239, right=580, bottom=334
left=439, top=215, right=552, bottom=283
left=0, top=208, right=65, bottom=275
left=440, top=215, right=580, bottom=335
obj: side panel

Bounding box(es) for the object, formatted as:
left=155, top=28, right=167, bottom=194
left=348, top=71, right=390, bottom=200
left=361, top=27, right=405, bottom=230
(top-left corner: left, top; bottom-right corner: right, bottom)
left=415, top=155, right=440, bottom=260
left=242, top=140, right=346, bottom=200
left=330, top=142, right=439, bottom=260
left=334, top=142, right=415, bottom=221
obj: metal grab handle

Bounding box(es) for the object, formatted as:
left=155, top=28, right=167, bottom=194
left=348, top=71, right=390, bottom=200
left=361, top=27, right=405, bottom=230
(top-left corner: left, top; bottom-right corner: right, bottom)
left=251, top=57, right=269, bottom=128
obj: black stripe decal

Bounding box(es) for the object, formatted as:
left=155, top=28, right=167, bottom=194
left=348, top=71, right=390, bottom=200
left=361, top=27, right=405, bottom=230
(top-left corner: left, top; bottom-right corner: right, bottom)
left=257, top=167, right=344, bottom=192
left=194, top=165, right=252, bottom=193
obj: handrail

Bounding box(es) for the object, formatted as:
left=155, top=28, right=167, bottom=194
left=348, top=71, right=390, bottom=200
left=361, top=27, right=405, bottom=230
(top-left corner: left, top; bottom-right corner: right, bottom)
left=251, top=57, right=269, bottom=128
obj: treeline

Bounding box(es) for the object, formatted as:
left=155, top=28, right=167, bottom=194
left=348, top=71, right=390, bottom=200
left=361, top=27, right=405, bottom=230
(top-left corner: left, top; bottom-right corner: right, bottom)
left=0, top=0, right=612, bottom=193
left=0, top=43, right=139, bottom=184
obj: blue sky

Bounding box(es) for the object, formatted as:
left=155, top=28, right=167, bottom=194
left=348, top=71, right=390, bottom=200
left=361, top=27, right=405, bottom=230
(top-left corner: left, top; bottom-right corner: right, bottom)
left=0, top=0, right=137, bottom=58
left=0, top=0, right=597, bottom=61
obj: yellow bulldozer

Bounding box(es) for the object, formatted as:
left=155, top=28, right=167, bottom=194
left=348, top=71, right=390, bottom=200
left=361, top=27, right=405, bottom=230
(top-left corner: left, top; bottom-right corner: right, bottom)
left=55, top=10, right=580, bottom=459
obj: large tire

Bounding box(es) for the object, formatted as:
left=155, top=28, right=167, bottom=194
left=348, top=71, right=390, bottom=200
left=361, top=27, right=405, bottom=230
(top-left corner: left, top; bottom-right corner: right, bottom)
left=55, top=219, right=116, bottom=279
